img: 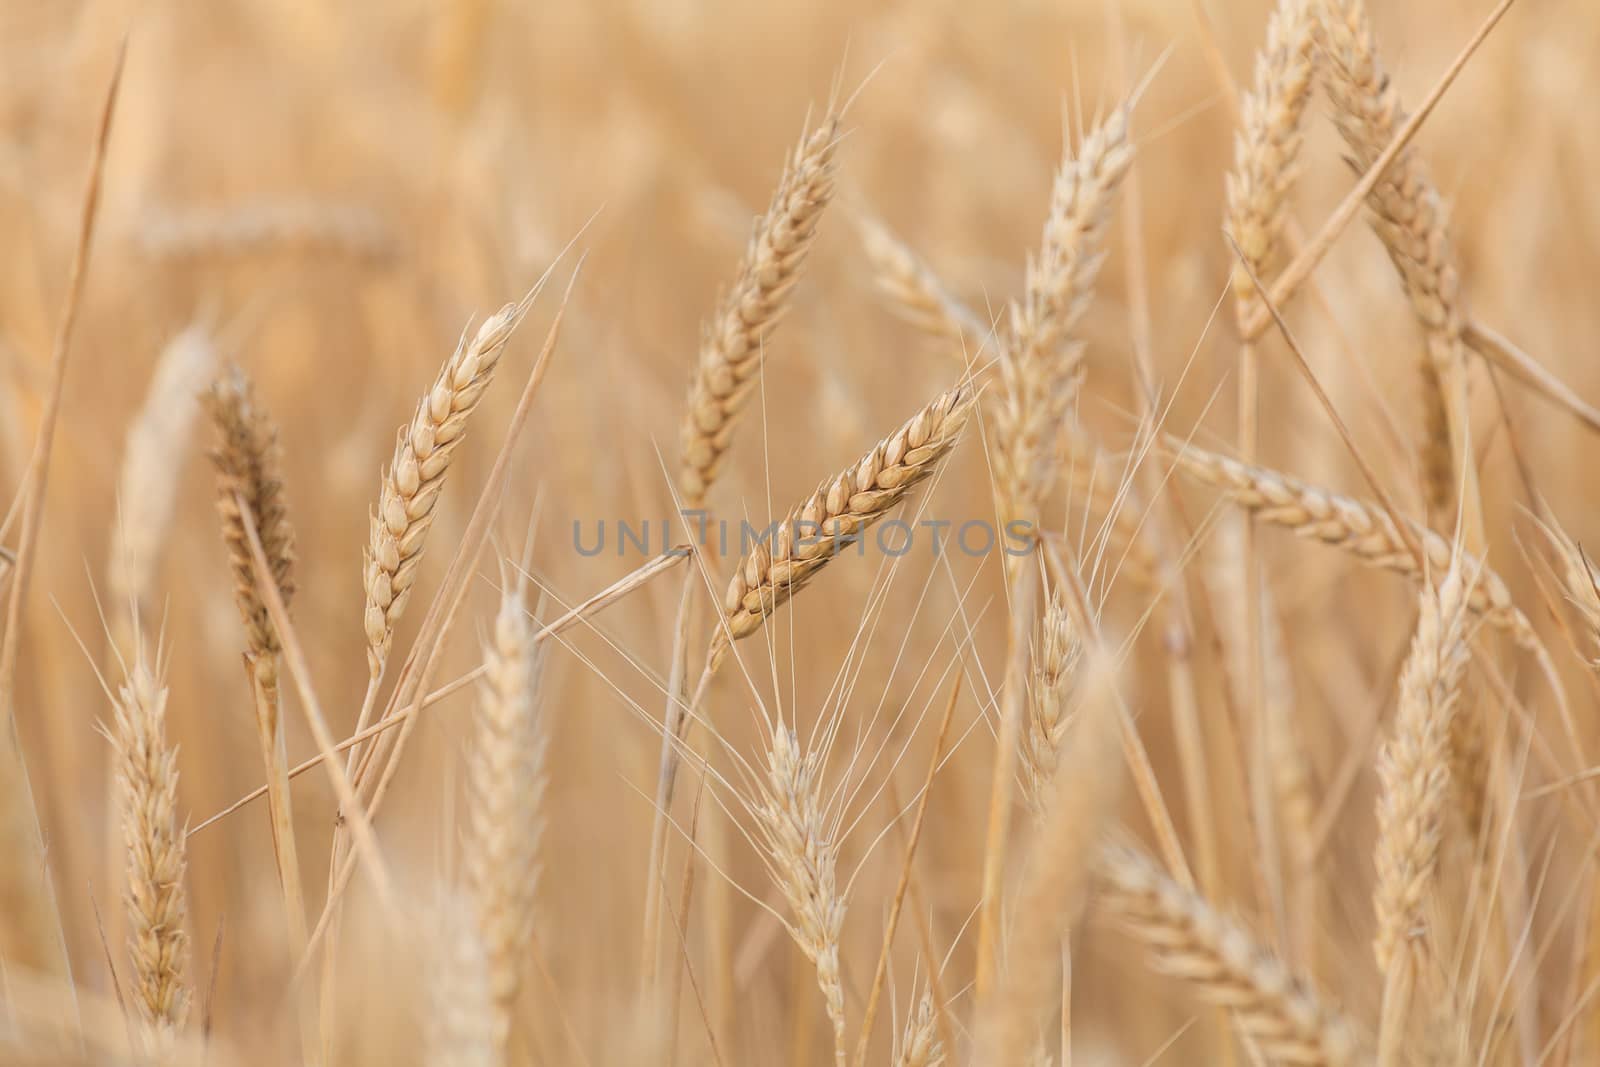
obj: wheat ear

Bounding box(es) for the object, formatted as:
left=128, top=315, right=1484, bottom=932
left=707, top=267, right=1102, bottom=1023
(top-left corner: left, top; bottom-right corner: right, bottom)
left=1097, top=841, right=1372, bottom=1066
left=1317, top=0, right=1473, bottom=525
left=857, top=214, right=985, bottom=349
left=109, top=324, right=218, bottom=635
left=205, top=366, right=309, bottom=977
left=428, top=900, right=497, bottom=1067
left=465, top=587, right=547, bottom=1061
left=709, top=380, right=973, bottom=668
left=993, top=105, right=1132, bottom=528
left=363, top=302, right=526, bottom=675
left=895, top=991, right=946, bottom=1067
left=1018, top=596, right=1080, bottom=817
left=753, top=721, right=848, bottom=1065
left=679, top=110, right=842, bottom=508
left=111, top=649, right=191, bottom=1050
left=1226, top=0, right=1317, bottom=323
left=1172, top=445, right=1534, bottom=649
left=1372, top=563, right=1468, bottom=1058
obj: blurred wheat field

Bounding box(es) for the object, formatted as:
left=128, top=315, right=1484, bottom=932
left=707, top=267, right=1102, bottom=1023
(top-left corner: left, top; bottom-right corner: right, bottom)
left=4, top=0, right=1600, bottom=1063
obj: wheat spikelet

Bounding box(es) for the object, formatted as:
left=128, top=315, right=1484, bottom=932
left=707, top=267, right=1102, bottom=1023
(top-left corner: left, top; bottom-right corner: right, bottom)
left=1373, top=565, right=1468, bottom=977
left=1538, top=518, right=1600, bottom=663
left=679, top=111, right=842, bottom=508
left=364, top=303, right=525, bottom=673
left=108, top=324, right=218, bottom=625
left=857, top=214, right=984, bottom=347
left=206, top=366, right=296, bottom=699
left=711, top=381, right=973, bottom=666
left=1317, top=0, right=1469, bottom=519
left=1019, top=596, right=1080, bottom=816
left=1097, top=841, right=1372, bottom=1066
left=895, top=991, right=946, bottom=1067
left=1172, top=445, right=1534, bottom=648
left=110, top=649, right=191, bottom=1049
left=993, top=106, right=1132, bottom=527
left=753, top=721, right=848, bottom=1065
left=464, top=587, right=547, bottom=1060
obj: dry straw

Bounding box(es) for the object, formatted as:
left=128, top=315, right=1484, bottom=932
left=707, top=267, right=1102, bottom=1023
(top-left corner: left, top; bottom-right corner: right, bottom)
left=464, top=587, right=547, bottom=1060
left=680, top=110, right=843, bottom=508
left=1097, top=841, right=1372, bottom=1066
left=110, top=649, right=191, bottom=1050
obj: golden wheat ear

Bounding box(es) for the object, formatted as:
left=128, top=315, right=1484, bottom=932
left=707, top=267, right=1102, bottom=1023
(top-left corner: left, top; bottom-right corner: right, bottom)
left=706, top=379, right=974, bottom=667
left=680, top=109, right=845, bottom=509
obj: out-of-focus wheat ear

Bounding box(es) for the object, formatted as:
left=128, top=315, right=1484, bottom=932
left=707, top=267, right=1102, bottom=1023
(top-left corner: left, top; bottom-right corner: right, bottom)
left=1373, top=564, right=1469, bottom=1057
left=465, top=586, right=547, bottom=1061
left=1171, top=444, right=1536, bottom=649
left=708, top=381, right=973, bottom=670
left=992, top=104, right=1132, bottom=530
left=1226, top=0, right=1316, bottom=325
left=206, top=366, right=296, bottom=699
left=679, top=109, right=843, bottom=509
left=752, top=721, right=848, bottom=1066
left=894, top=989, right=946, bottom=1067
left=856, top=213, right=986, bottom=350
left=428, top=900, right=498, bottom=1067
left=1317, top=0, right=1475, bottom=531
left=138, top=200, right=393, bottom=265
left=363, top=301, right=527, bottom=677
left=108, top=323, right=218, bottom=648
left=1096, top=841, right=1372, bottom=1066
left=1018, top=596, right=1080, bottom=817
left=976, top=647, right=1122, bottom=1067
left=110, top=647, right=192, bottom=1051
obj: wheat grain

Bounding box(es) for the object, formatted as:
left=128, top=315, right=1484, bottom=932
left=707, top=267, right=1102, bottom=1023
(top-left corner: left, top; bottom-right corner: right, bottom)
left=465, top=587, right=547, bottom=1061
left=111, top=649, right=191, bottom=1050
left=363, top=302, right=525, bottom=673
left=1097, top=841, right=1372, bottom=1066
left=680, top=111, right=842, bottom=508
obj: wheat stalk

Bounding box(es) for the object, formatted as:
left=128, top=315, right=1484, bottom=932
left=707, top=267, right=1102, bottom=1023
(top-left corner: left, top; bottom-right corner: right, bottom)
left=363, top=302, right=526, bottom=675
left=992, top=105, right=1132, bottom=528
left=709, top=380, right=973, bottom=668
left=1317, top=0, right=1472, bottom=524
left=753, top=721, right=848, bottom=1065
left=679, top=110, right=842, bottom=508
left=110, top=648, right=191, bottom=1051
left=1172, top=445, right=1534, bottom=648
left=1097, top=841, right=1373, bottom=1066
left=465, top=587, right=547, bottom=1061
